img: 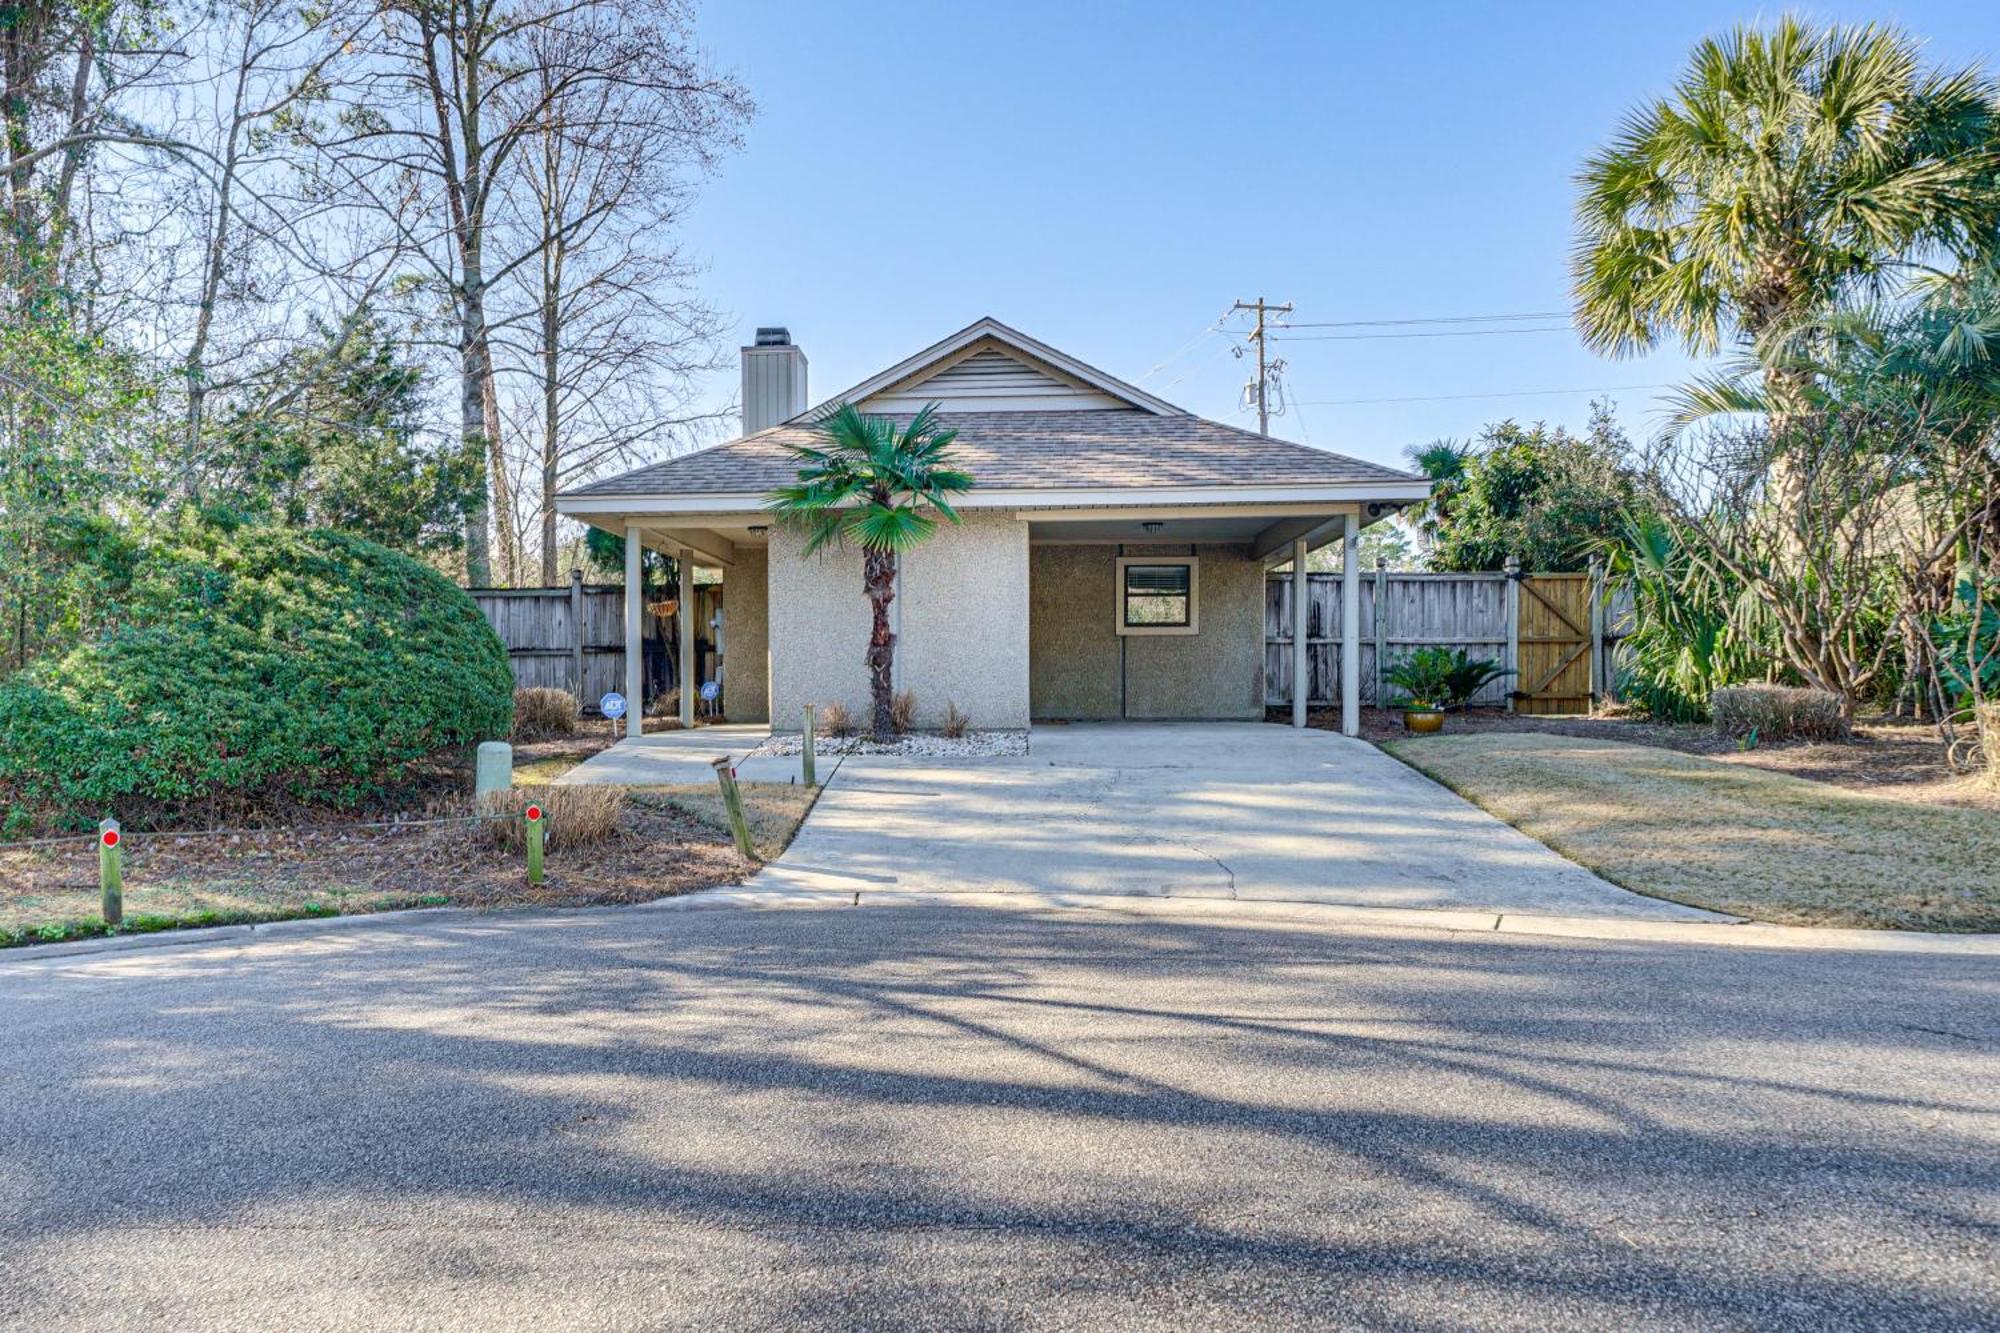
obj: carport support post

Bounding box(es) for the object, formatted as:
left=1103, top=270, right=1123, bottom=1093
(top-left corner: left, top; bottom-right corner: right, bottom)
left=1341, top=521, right=1361, bottom=737
left=624, top=523, right=644, bottom=737
left=1290, top=536, right=1309, bottom=728
left=678, top=548, right=695, bottom=729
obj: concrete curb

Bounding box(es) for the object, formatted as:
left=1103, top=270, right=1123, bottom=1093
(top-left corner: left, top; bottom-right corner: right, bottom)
left=676, top=886, right=2000, bottom=956
left=2, top=907, right=475, bottom=963
left=7, top=885, right=1996, bottom=964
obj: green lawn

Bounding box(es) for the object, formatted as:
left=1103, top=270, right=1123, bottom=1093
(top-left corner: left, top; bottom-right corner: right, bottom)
left=1383, top=732, right=2000, bottom=932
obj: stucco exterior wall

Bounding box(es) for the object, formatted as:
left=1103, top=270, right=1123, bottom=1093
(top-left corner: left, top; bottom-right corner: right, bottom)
left=768, top=513, right=1031, bottom=731
left=722, top=545, right=768, bottom=723
left=768, top=525, right=871, bottom=728
left=1028, top=546, right=1123, bottom=719
left=897, top=512, right=1031, bottom=729
left=1030, top=543, right=1266, bottom=720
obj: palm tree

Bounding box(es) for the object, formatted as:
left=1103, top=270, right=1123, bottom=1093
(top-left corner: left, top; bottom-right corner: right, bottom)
left=766, top=403, right=973, bottom=738
left=1573, top=18, right=2000, bottom=415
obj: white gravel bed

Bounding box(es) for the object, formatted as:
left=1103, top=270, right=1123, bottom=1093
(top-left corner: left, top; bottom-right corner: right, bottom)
left=750, top=730, right=1029, bottom=759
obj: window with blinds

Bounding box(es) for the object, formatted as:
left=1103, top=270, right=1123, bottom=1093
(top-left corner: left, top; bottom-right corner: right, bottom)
left=1116, top=557, right=1199, bottom=635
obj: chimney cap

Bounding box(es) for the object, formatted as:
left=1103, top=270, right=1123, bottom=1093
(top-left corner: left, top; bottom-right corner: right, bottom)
left=753, top=327, right=792, bottom=347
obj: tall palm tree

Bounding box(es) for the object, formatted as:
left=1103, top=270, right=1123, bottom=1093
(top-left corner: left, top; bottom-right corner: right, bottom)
left=1573, top=18, right=2000, bottom=415
left=766, top=403, right=973, bottom=739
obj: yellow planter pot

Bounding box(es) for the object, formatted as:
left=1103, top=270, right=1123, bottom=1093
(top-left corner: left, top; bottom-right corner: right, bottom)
left=1403, top=708, right=1445, bottom=734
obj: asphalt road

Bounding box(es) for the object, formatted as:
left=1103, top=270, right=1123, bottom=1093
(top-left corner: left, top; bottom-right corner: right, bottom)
left=1, top=902, right=1995, bottom=1331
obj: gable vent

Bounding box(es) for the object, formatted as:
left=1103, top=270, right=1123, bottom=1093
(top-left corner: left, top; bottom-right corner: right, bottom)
left=862, top=344, right=1128, bottom=414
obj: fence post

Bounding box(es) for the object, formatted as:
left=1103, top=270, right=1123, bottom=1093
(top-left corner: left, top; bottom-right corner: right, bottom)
left=710, top=757, right=758, bottom=860
left=801, top=704, right=817, bottom=787
left=1587, top=556, right=1605, bottom=710
left=1503, top=556, right=1522, bottom=713
left=99, top=818, right=123, bottom=926
left=568, top=568, right=585, bottom=696
left=524, top=803, right=545, bottom=886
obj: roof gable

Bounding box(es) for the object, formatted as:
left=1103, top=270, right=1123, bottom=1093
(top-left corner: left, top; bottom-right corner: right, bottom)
left=811, top=317, right=1184, bottom=419
left=859, top=342, right=1130, bottom=414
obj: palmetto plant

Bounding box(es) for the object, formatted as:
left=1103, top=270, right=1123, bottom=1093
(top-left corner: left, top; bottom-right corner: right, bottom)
left=1572, top=18, right=2000, bottom=415
left=766, top=403, right=973, bottom=739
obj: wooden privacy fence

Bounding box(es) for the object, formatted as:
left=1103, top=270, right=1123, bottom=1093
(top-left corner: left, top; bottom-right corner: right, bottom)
left=1266, top=565, right=1632, bottom=714
left=471, top=571, right=665, bottom=713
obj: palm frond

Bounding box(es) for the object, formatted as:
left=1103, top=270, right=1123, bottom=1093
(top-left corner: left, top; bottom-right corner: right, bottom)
left=763, top=399, right=974, bottom=553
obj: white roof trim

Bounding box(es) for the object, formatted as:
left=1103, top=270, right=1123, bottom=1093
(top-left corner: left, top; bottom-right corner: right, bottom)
left=802, top=317, right=1187, bottom=420
left=557, top=480, right=1431, bottom=518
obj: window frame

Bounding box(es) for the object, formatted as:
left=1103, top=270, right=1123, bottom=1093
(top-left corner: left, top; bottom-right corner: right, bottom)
left=1114, top=556, right=1200, bottom=636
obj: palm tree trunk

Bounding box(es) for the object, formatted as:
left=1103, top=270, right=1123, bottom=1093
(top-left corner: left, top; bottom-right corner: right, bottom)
left=863, top=548, right=896, bottom=739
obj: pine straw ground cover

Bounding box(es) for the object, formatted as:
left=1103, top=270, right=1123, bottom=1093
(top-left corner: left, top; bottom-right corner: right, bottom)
left=1383, top=733, right=2000, bottom=932
left=0, top=783, right=817, bottom=947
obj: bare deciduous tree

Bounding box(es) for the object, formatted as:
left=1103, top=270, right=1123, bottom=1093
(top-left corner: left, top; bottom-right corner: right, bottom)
left=489, top=19, right=738, bottom=583
left=304, top=0, right=746, bottom=585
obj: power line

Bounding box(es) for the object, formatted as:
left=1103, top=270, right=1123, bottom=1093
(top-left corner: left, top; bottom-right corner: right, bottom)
left=1136, top=311, right=1233, bottom=381
left=1275, top=310, right=1570, bottom=329
left=1270, top=325, right=1574, bottom=343
left=1294, top=382, right=1674, bottom=407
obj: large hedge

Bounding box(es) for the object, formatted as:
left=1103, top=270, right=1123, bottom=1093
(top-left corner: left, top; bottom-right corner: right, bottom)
left=0, top=524, right=512, bottom=823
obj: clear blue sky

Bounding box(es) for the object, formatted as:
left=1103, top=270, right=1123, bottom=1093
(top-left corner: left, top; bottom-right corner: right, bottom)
left=680, top=1, right=1998, bottom=472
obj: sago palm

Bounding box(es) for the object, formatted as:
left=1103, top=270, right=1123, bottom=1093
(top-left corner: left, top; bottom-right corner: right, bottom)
left=766, top=403, right=973, bottom=739
left=1573, top=17, right=2000, bottom=413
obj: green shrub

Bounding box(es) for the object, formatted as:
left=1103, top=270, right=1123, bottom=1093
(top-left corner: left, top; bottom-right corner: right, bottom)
left=0, top=523, right=512, bottom=826
left=1710, top=684, right=1850, bottom=742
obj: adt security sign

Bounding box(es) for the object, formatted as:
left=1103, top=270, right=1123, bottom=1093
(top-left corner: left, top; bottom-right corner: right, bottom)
left=698, top=681, right=721, bottom=702
left=599, top=691, right=627, bottom=721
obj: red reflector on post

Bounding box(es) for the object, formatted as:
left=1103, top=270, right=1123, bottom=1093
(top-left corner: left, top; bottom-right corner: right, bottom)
left=525, top=805, right=543, bottom=822
left=101, top=829, right=120, bottom=848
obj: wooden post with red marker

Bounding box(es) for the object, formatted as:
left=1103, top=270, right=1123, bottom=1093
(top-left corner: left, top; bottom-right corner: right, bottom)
left=99, top=818, right=123, bottom=926
left=524, top=803, right=545, bottom=886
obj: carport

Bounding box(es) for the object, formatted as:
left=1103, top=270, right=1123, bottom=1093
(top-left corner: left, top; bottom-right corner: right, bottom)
left=1025, top=503, right=1372, bottom=733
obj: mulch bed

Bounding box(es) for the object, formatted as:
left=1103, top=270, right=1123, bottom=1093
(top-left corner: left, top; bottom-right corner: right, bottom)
left=0, top=791, right=749, bottom=945
left=1290, top=706, right=1997, bottom=812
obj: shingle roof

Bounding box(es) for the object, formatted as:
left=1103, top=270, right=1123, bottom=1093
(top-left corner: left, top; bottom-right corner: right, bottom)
left=564, top=411, right=1422, bottom=498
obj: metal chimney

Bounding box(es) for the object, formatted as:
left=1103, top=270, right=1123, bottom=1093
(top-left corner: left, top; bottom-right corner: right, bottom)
left=741, top=327, right=807, bottom=434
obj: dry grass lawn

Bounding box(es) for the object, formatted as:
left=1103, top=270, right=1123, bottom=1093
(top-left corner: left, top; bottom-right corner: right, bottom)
left=636, top=782, right=821, bottom=861
left=1384, top=733, right=2000, bottom=932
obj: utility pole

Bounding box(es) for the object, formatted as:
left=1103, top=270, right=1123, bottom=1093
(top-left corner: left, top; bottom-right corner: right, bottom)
left=1232, top=297, right=1293, bottom=435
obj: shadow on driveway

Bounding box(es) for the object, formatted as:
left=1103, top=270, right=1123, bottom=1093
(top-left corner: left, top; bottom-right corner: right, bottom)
left=0, top=899, right=1992, bottom=1329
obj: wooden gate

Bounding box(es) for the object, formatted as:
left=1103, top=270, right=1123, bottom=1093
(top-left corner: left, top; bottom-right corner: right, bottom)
left=1514, top=573, right=1593, bottom=715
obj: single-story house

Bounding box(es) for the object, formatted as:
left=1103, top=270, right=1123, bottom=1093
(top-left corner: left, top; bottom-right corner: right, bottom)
left=554, top=317, right=1430, bottom=736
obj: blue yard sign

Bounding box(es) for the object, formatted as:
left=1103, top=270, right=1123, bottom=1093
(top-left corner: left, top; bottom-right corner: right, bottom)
left=698, top=681, right=721, bottom=702
left=599, top=691, right=627, bottom=720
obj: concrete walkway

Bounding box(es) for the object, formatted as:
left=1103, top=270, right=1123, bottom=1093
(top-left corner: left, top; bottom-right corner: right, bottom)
left=556, top=723, right=808, bottom=785
left=750, top=722, right=1723, bottom=921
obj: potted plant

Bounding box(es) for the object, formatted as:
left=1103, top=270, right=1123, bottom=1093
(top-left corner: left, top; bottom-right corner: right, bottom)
left=1385, top=649, right=1457, bottom=733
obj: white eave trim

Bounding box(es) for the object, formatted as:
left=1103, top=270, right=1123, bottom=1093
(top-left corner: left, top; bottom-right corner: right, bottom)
left=556, top=480, right=1430, bottom=518
left=800, top=317, right=1188, bottom=420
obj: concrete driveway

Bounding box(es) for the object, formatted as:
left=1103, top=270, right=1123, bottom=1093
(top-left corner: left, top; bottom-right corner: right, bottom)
left=756, top=722, right=1720, bottom=921
left=2, top=901, right=1992, bottom=1330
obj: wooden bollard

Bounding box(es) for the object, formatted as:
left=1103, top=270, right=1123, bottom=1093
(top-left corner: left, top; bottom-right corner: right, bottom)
left=99, top=817, right=123, bottom=926
left=710, top=756, right=758, bottom=860
left=801, top=703, right=817, bottom=788
left=524, top=802, right=545, bottom=886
